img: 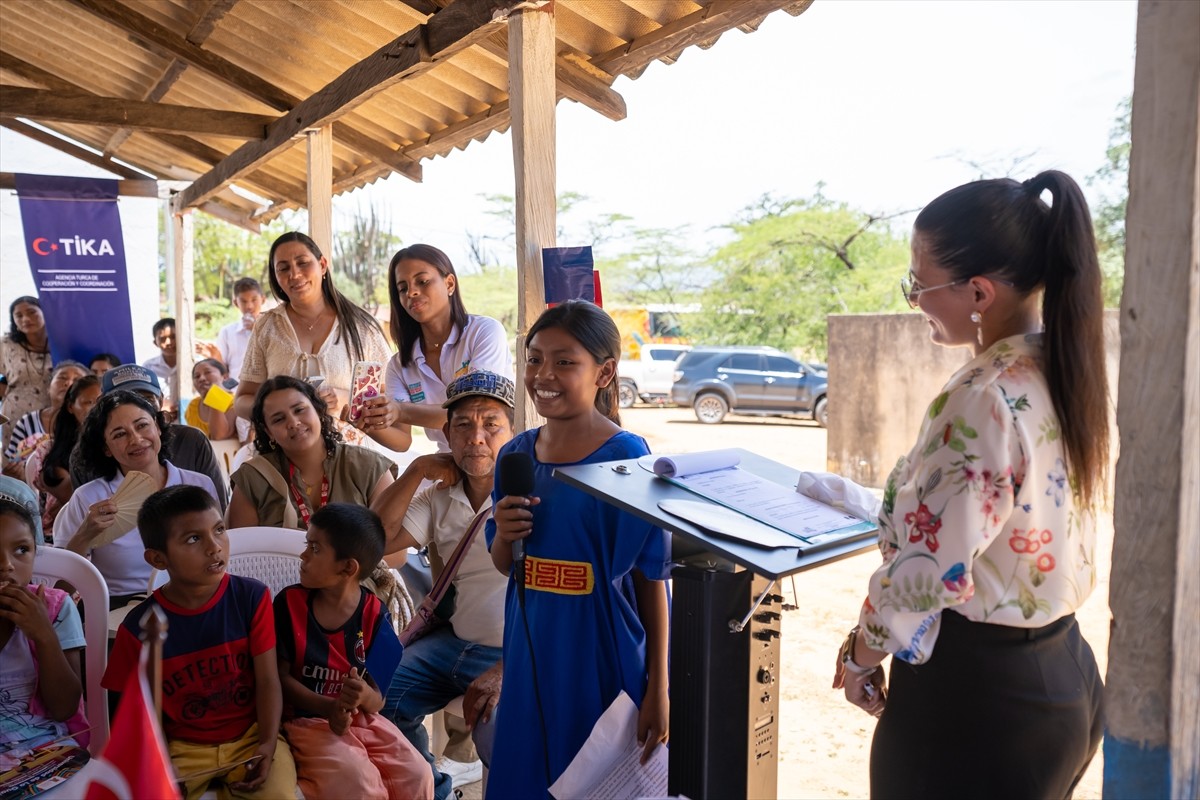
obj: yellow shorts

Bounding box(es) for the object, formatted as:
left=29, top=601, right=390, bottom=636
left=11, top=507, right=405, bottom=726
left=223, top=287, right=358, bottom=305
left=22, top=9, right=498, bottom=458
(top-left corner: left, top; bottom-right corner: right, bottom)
left=168, top=722, right=298, bottom=800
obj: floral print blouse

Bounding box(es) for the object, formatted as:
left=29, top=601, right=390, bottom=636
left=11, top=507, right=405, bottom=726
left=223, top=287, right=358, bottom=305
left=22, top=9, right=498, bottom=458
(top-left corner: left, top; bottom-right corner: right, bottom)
left=860, top=333, right=1097, bottom=664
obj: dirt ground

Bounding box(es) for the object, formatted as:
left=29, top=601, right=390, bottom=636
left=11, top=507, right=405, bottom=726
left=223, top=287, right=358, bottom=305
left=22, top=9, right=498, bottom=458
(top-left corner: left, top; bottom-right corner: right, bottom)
left=618, top=405, right=1109, bottom=800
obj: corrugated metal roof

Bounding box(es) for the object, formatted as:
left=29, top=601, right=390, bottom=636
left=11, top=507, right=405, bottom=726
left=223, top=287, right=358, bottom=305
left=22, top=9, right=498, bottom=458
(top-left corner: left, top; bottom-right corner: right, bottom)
left=0, top=0, right=812, bottom=228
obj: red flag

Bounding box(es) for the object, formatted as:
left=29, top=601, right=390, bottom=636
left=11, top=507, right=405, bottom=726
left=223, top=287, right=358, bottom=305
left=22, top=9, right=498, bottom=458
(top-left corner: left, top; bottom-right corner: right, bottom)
left=83, top=658, right=180, bottom=800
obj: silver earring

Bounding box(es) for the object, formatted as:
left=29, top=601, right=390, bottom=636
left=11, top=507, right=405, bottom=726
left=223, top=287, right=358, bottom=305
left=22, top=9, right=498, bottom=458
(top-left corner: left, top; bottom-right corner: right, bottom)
left=970, top=311, right=984, bottom=346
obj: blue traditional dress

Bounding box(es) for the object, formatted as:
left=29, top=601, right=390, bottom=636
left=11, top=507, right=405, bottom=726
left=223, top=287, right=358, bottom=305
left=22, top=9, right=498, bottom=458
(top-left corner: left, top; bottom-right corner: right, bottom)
left=484, top=429, right=670, bottom=799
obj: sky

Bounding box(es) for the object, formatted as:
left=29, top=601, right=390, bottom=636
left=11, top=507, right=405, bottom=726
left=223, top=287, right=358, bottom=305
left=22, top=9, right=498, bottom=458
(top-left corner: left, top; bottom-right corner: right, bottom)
left=1, top=0, right=1138, bottom=340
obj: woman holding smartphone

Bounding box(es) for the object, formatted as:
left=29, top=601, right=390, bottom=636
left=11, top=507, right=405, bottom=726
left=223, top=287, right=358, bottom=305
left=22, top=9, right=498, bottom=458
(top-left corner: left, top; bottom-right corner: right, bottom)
left=234, top=232, right=390, bottom=424
left=352, top=244, right=512, bottom=453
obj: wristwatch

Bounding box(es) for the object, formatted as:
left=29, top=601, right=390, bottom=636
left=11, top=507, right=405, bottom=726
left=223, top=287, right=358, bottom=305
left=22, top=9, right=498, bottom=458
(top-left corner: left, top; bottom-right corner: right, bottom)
left=839, top=625, right=875, bottom=676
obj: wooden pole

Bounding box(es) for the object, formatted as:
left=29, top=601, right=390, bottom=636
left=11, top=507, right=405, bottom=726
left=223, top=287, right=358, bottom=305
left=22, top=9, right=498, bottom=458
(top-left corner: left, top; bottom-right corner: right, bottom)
left=508, top=2, right=555, bottom=432
left=171, top=205, right=195, bottom=422
left=307, top=125, right=334, bottom=260
left=1106, top=1, right=1200, bottom=797
left=139, top=604, right=169, bottom=716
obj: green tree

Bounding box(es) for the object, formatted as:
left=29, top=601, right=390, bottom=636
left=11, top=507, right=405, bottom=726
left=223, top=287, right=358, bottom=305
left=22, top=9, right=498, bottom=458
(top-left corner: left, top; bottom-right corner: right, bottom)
left=1089, top=96, right=1130, bottom=307
left=691, top=192, right=910, bottom=361
left=601, top=225, right=703, bottom=306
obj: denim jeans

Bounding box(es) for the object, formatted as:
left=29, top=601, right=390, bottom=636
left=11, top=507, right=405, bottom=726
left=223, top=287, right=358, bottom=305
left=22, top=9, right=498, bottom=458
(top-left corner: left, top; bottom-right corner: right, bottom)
left=382, top=626, right=502, bottom=800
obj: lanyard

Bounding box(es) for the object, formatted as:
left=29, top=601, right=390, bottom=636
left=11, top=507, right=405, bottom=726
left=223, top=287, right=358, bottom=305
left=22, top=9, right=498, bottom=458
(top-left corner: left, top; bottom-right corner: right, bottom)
left=287, top=461, right=329, bottom=528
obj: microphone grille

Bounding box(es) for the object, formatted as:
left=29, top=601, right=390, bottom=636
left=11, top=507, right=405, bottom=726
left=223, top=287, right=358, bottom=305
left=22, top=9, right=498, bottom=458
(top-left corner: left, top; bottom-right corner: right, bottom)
left=497, top=451, right=536, bottom=496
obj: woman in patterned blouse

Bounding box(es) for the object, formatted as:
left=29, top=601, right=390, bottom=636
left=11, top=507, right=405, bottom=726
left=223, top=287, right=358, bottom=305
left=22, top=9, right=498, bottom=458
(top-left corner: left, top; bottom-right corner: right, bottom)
left=831, top=171, right=1108, bottom=798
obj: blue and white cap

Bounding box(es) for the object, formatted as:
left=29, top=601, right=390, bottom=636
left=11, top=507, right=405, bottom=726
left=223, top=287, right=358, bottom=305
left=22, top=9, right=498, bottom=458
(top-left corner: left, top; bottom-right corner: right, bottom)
left=442, top=370, right=515, bottom=409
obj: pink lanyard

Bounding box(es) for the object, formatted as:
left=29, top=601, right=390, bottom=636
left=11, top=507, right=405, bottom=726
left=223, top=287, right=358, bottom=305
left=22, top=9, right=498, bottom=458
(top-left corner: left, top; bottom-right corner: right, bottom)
left=287, top=462, right=329, bottom=528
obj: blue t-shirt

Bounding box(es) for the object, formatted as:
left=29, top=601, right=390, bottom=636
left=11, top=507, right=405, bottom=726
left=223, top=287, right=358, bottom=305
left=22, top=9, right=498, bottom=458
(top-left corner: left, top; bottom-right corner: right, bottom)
left=485, top=429, right=670, bottom=799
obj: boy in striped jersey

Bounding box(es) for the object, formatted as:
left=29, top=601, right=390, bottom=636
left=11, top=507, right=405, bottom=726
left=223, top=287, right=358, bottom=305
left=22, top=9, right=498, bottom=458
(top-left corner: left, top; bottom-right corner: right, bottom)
left=274, top=503, right=431, bottom=799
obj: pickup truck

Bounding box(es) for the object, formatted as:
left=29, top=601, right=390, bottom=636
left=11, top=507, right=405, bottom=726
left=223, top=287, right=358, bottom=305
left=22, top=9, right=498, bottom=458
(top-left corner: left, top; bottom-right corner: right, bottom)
left=617, top=344, right=692, bottom=408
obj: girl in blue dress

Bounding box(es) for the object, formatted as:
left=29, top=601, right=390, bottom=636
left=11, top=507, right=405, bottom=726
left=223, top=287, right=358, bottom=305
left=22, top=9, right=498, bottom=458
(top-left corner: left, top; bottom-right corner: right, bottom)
left=486, top=300, right=670, bottom=799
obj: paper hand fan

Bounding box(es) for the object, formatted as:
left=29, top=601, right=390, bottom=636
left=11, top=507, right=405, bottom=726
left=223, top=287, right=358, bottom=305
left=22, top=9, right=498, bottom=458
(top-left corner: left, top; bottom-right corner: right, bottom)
left=94, top=470, right=158, bottom=547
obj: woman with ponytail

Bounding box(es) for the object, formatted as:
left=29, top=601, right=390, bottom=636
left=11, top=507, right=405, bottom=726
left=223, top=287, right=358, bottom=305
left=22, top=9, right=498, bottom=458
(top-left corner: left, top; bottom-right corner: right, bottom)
left=817, top=171, right=1108, bottom=797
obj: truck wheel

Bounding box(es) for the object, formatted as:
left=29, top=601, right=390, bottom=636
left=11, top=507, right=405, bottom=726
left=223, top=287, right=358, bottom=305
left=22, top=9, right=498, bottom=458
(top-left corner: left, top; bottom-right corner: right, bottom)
left=693, top=393, right=728, bottom=424
left=814, top=395, right=828, bottom=428
left=618, top=379, right=637, bottom=409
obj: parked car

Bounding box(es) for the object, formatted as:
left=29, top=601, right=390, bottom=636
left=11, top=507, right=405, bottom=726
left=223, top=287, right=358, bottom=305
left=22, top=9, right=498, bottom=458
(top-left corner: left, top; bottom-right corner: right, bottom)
left=618, top=344, right=692, bottom=408
left=670, top=346, right=828, bottom=426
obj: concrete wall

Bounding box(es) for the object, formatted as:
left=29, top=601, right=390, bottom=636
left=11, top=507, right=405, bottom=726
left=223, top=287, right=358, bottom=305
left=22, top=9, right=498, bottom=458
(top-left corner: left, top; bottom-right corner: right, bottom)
left=827, top=310, right=1120, bottom=489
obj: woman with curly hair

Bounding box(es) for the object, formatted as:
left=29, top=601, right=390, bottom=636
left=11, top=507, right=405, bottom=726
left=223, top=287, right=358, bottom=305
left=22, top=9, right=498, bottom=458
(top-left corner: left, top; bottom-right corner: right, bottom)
left=53, top=390, right=218, bottom=606
left=228, top=376, right=394, bottom=529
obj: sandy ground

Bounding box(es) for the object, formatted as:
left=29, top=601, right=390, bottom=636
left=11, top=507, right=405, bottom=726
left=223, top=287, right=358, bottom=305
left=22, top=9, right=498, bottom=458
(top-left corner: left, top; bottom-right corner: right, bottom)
left=459, top=405, right=1109, bottom=799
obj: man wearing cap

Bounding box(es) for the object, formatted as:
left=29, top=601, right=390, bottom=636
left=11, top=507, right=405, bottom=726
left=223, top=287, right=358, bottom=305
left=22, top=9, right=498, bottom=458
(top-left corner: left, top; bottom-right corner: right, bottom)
left=373, top=370, right=513, bottom=799
left=68, top=365, right=226, bottom=510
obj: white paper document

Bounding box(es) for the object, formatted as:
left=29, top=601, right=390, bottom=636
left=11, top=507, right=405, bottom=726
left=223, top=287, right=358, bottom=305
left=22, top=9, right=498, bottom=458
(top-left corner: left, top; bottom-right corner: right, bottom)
left=651, top=449, right=741, bottom=478
left=549, top=691, right=668, bottom=800
left=670, top=464, right=867, bottom=541
left=657, top=499, right=800, bottom=549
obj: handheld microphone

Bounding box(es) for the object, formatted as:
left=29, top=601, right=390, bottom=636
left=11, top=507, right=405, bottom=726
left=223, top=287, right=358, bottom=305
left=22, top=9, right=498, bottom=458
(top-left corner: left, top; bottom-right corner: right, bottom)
left=497, top=451, right=536, bottom=564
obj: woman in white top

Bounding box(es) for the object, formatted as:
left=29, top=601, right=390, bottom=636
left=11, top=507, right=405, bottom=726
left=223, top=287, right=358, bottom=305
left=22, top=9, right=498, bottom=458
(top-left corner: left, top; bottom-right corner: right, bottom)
left=54, top=391, right=217, bottom=606
left=234, top=232, right=391, bottom=424
left=824, top=171, right=1107, bottom=798
left=354, top=244, right=512, bottom=453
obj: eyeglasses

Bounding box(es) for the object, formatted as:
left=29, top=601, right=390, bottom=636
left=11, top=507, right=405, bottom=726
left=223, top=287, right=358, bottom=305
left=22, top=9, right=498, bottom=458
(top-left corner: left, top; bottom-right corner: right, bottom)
left=900, top=273, right=1017, bottom=308
left=899, top=274, right=967, bottom=308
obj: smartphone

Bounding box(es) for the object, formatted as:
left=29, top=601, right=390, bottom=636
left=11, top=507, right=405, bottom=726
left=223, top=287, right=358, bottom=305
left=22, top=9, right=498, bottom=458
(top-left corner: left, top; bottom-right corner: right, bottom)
left=306, top=375, right=326, bottom=390
left=348, top=362, right=385, bottom=421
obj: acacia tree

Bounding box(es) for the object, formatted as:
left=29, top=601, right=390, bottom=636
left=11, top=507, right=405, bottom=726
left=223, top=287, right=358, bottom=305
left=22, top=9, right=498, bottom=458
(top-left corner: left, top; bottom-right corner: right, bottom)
left=691, top=192, right=910, bottom=360
left=333, top=202, right=401, bottom=315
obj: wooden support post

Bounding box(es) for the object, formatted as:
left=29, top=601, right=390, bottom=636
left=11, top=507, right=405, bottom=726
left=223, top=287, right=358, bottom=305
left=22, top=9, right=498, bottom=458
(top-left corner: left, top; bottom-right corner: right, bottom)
left=171, top=205, right=195, bottom=420
left=1106, top=1, right=1200, bottom=797
left=307, top=126, right=333, bottom=259
left=508, top=3, right=556, bottom=432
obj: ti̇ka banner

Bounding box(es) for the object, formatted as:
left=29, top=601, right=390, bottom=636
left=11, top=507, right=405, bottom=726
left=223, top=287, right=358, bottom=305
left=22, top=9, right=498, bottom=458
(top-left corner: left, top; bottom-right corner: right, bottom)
left=15, top=174, right=136, bottom=365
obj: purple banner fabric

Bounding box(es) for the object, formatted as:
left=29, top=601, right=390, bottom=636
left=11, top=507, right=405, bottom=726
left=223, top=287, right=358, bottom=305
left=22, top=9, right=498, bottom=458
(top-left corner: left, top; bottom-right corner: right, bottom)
left=542, top=246, right=595, bottom=305
left=15, top=174, right=136, bottom=366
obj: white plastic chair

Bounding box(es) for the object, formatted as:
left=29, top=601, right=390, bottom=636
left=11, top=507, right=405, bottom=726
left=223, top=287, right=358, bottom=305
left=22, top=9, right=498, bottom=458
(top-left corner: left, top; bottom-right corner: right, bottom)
left=225, top=526, right=306, bottom=595
left=30, top=547, right=111, bottom=756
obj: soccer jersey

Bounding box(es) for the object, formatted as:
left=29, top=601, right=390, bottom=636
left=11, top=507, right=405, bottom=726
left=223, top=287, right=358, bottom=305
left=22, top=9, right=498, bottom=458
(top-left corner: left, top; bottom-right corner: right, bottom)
left=273, top=585, right=394, bottom=718
left=102, top=574, right=274, bottom=744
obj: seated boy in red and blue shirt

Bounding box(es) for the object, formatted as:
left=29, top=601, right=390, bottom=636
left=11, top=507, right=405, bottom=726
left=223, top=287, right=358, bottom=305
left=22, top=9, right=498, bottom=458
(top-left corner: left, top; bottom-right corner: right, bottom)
left=102, top=485, right=297, bottom=800
left=275, top=503, right=431, bottom=800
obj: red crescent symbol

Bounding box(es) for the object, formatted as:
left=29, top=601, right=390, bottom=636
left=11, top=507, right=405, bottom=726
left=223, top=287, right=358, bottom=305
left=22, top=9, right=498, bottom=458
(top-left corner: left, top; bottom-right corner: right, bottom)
left=32, top=237, right=52, bottom=256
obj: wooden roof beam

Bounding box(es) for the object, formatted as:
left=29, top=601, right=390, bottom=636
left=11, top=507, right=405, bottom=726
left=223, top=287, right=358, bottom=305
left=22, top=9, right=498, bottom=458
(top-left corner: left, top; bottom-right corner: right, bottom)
left=176, top=0, right=524, bottom=211
left=67, top=0, right=420, bottom=185
left=0, top=121, right=148, bottom=180
left=103, top=0, right=234, bottom=157
left=67, top=0, right=297, bottom=111
left=0, top=87, right=276, bottom=139
left=0, top=52, right=308, bottom=207
left=592, top=0, right=812, bottom=75
left=0, top=172, right=157, bottom=195
left=478, top=32, right=626, bottom=121
left=101, top=60, right=188, bottom=157
left=187, top=0, right=241, bottom=46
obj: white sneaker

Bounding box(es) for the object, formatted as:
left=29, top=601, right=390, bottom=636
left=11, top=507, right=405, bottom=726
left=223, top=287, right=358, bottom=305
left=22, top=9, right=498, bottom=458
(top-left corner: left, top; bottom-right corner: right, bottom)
left=435, top=756, right=483, bottom=788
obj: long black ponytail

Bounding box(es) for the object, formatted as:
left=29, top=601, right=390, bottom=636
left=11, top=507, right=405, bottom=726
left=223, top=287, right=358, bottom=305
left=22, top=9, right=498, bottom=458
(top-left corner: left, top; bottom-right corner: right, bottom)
left=915, top=170, right=1109, bottom=507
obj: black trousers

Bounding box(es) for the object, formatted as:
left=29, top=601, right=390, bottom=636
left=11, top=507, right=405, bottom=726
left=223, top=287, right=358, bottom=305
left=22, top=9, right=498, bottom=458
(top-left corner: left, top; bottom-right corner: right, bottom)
left=870, top=611, right=1103, bottom=800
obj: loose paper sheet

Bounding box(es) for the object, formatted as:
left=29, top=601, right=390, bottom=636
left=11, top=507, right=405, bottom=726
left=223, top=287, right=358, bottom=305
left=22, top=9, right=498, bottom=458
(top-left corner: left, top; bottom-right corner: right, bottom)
left=657, top=499, right=799, bottom=549
left=549, top=691, right=668, bottom=800
left=670, top=465, right=867, bottom=542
